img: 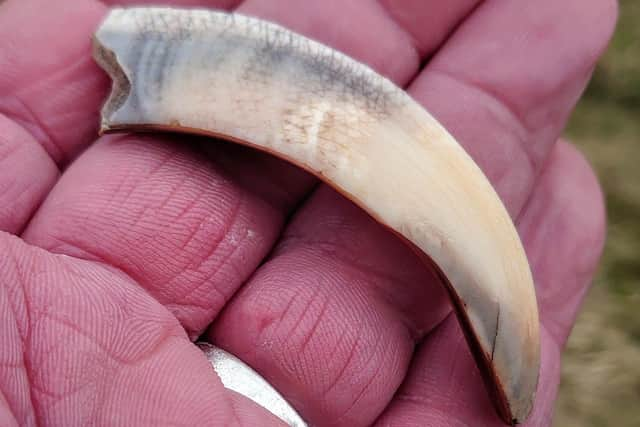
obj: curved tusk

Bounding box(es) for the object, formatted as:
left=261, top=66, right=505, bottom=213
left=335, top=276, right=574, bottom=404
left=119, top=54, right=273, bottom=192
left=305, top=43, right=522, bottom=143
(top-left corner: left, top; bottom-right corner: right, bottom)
left=93, top=7, right=540, bottom=425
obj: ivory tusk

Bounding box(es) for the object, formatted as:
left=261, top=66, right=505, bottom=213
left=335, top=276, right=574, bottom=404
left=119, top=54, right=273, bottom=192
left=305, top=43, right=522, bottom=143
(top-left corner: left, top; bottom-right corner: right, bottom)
left=93, top=7, right=540, bottom=425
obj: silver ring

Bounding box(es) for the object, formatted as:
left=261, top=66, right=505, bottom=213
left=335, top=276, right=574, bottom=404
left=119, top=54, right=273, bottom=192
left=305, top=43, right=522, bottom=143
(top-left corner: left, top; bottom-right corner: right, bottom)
left=198, top=342, right=307, bottom=427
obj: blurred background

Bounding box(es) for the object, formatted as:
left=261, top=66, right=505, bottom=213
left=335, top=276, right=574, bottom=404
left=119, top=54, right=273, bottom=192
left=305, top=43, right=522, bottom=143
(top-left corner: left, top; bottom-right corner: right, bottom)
left=554, top=0, right=639, bottom=425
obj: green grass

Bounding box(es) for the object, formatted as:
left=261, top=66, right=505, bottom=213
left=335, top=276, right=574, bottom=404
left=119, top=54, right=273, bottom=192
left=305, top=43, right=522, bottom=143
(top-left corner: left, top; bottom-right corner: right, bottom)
left=554, top=0, right=640, bottom=425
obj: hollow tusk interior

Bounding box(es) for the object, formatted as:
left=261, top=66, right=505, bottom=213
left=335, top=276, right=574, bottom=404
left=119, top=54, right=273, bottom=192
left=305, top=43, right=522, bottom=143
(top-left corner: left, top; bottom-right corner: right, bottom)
left=93, top=7, right=540, bottom=425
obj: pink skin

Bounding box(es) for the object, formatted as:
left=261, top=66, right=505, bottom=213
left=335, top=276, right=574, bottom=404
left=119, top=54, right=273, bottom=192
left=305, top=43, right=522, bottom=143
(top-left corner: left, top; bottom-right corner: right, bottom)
left=0, top=0, right=615, bottom=425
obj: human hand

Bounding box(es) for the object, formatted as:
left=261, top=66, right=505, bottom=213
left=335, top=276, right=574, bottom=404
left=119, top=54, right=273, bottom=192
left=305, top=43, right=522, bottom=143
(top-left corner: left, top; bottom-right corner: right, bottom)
left=0, top=0, right=616, bottom=426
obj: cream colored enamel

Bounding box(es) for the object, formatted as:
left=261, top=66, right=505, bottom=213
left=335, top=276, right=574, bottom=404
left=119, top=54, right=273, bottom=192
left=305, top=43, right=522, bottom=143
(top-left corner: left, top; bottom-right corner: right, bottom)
left=94, top=7, right=540, bottom=424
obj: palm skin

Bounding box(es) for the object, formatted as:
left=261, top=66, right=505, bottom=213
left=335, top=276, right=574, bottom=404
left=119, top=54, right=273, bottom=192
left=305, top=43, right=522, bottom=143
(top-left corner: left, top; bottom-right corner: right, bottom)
left=0, top=0, right=616, bottom=426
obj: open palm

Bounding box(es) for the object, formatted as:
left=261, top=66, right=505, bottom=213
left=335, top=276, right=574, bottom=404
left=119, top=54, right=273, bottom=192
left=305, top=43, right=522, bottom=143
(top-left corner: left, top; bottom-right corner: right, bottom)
left=0, top=0, right=616, bottom=426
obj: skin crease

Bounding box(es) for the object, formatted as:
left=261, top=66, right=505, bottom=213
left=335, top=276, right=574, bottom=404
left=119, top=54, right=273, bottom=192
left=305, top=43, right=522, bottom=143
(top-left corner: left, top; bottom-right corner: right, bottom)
left=0, top=0, right=615, bottom=426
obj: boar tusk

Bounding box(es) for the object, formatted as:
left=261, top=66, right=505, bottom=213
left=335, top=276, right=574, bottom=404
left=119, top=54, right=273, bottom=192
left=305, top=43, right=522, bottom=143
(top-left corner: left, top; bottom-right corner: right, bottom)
left=93, top=7, right=540, bottom=425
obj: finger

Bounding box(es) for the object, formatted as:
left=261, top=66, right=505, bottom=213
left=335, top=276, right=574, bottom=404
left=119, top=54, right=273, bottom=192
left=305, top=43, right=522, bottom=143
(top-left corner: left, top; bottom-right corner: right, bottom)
left=0, top=0, right=107, bottom=165
left=409, top=0, right=617, bottom=216
left=0, top=233, right=284, bottom=426
left=0, top=0, right=236, bottom=166
left=0, top=0, right=108, bottom=233
left=23, top=135, right=312, bottom=338
left=0, top=0, right=238, bottom=231
left=209, top=184, right=444, bottom=426
left=374, top=317, right=560, bottom=427
left=375, top=141, right=606, bottom=426
left=0, top=115, right=57, bottom=233
left=379, top=0, right=481, bottom=57
left=236, top=0, right=419, bottom=84
left=517, top=141, right=606, bottom=346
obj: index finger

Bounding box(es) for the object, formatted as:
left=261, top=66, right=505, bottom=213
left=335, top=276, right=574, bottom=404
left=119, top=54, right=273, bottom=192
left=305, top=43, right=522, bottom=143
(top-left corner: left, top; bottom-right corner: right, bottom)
left=408, top=0, right=617, bottom=216
left=0, top=0, right=237, bottom=234
left=0, top=0, right=236, bottom=166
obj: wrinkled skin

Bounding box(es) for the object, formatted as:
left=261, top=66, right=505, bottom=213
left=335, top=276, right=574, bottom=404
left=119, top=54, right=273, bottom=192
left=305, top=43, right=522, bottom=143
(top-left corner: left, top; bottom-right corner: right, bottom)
left=0, top=0, right=616, bottom=426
